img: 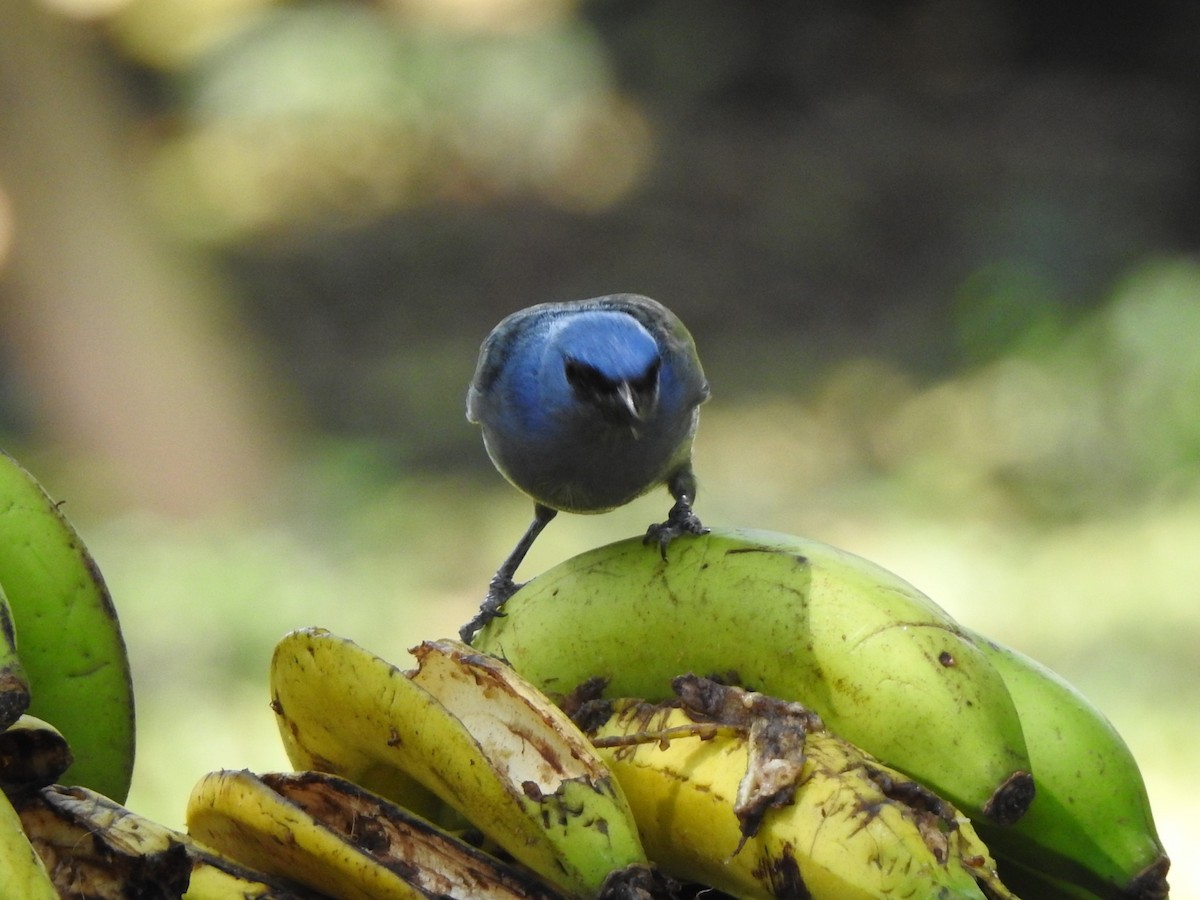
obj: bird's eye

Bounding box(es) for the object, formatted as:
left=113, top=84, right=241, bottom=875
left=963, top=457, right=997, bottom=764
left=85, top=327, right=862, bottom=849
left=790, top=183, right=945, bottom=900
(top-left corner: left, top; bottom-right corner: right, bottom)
left=564, top=359, right=611, bottom=396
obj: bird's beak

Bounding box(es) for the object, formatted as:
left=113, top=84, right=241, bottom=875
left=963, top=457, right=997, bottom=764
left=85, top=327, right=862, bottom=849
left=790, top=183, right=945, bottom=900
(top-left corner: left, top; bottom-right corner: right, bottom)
left=616, top=381, right=641, bottom=422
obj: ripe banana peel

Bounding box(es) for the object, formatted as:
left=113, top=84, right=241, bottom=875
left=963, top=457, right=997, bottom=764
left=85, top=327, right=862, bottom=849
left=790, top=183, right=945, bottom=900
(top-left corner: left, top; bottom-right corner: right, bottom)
left=270, top=629, right=649, bottom=897
left=580, top=680, right=1016, bottom=900
left=472, top=527, right=1034, bottom=825
left=969, top=634, right=1170, bottom=900
left=187, top=768, right=564, bottom=900
left=0, top=450, right=136, bottom=802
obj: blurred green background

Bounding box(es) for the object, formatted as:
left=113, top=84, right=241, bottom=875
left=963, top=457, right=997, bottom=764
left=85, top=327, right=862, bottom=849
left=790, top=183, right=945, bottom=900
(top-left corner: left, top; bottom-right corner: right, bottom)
left=1, top=0, right=1197, bottom=894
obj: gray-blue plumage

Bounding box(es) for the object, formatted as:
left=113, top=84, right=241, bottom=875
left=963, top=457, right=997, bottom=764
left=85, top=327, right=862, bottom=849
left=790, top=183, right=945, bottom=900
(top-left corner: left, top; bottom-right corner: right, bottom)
left=461, top=294, right=709, bottom=641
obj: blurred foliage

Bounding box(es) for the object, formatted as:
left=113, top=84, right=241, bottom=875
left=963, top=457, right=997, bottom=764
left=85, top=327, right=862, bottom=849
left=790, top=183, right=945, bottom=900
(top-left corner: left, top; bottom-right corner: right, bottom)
left=130, top=1, right=650, bottom=240
left=894, top=258, right=1200, bottom=518
left=9, top=0, right=1200, bottom=474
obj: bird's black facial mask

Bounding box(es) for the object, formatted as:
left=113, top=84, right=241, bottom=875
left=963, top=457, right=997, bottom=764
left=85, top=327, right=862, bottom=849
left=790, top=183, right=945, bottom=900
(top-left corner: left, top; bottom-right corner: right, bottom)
left=564, top=357, right=661, bottom=428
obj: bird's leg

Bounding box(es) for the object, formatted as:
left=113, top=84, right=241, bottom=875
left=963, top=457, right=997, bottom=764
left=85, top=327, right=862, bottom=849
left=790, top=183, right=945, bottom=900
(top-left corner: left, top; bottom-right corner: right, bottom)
left=644, top=465, right=708, bottom=560
left=460, top=503, right=557, bottom=643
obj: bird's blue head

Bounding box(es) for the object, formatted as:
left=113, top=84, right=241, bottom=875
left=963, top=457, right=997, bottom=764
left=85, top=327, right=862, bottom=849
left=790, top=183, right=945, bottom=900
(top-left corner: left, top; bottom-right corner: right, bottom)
left=546, top=310, right=661, bottom=426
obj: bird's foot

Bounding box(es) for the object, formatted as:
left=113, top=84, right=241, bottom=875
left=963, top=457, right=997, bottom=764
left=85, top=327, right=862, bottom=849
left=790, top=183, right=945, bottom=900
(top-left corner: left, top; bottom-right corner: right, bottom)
left=644, top=502, right=708, bottom=560
left=459, top=575, right=521, bottom=644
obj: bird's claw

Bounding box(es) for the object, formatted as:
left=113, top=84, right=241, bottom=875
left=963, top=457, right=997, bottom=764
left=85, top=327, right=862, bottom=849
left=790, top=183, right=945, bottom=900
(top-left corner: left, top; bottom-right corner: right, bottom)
left=459, top=575, right=521, bottom=644
left=643, top=504, right=708, bottom=561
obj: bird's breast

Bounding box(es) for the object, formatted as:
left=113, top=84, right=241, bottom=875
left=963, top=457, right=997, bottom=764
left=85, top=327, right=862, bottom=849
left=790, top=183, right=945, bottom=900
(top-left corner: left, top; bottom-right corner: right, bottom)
left=481, top=408, right=697, bottom=513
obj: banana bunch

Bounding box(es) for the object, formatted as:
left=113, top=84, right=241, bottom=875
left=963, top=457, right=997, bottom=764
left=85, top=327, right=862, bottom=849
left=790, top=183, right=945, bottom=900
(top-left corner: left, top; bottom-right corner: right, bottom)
left=578, top=676, right=1016, bottom=900
left=258, top=629, right=654, bottom=898
left=0, top=446, right=1171, bottom=899
left=473, top=527, right=1171, bottom=900
left=193, top=626, right=1013, bottom=900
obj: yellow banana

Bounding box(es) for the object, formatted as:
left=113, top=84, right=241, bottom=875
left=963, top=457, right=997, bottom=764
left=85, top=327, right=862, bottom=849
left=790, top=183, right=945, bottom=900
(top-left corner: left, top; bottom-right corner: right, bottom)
left=0, top=584, right=31, bottom=732
left=969, top=634, right=1169, bottom=900
left=583, top=687, right=1017, bottom=900
left=270, top=630, right=649, bottom=897
left=472, top=527, right=1034, bottom=825
left=187, top=768, right=566, bottom=900
left=0, top=450, right=135, bottom=801
left=0, top=714, right=74, bottom=797
left=183, top=857, right=321, bottom=900
left=0, top=783, right=57, bottom=900
left=184, top=858, right=320, bottom=900
left=184, top=840, right=324, bottom=900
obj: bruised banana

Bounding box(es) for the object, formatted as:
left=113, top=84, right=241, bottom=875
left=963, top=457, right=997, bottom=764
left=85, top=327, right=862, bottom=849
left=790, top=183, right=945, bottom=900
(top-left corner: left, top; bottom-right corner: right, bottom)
left=969, top=635, right=1169, bottom=900
left=473, top=527, right=1034, bottom=825
left=0, top=714, right=74, bottom=797
left=15, top=782, right=313, bottom=900
left=270, top=629, right=649, bottom=897
left=0, top=450, right=136, bottom=802
left=0, top=585, right=31, bottom=732
left=582, top=689, right=1016, bottom=900
left=189, top=768, right=565, bottom=900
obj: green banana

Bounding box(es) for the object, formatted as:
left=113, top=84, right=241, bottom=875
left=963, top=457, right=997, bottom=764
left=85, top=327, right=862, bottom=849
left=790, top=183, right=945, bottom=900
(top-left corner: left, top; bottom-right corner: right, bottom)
left=472, top=527, right=1034, bottom=825
left=270, top=629, right=649, bottom=897
left=997, top=862, right=1143, bottom=900
left=0, top=784, right=57, bottom=900
left=969, top=634, right=1169, bottom=900
left=583, top=689, right=1016, bottom=900
left=0, top=450, right=135, bottom=801
left=187, top=768, right=565, bottom=900
left=0, top=585, right=31, bottom=732
left=0, top=714, right=74, bottom=796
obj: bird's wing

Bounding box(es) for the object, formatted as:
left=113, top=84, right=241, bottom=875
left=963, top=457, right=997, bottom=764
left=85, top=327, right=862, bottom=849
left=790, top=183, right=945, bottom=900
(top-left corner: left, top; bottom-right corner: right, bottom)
left=466, top=302, right=571, bottom=423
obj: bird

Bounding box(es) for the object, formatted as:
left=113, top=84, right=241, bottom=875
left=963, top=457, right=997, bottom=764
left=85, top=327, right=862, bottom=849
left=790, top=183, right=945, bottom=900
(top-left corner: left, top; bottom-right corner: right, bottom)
left=460, top=293, right=710, bottom=642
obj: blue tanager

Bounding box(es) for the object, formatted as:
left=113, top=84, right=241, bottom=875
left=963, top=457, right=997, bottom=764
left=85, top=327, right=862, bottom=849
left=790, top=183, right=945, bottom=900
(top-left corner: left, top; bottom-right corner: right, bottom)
left=461, top=294, right=710, bottom=641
